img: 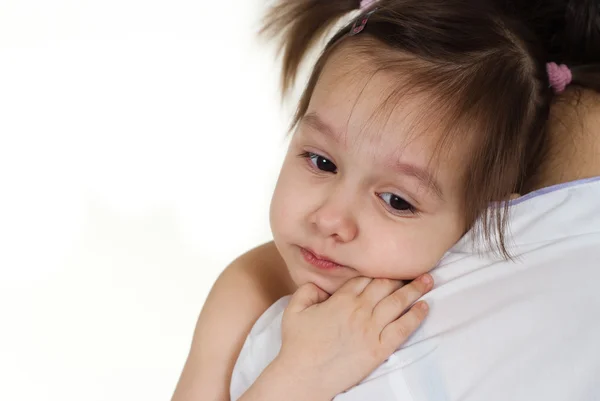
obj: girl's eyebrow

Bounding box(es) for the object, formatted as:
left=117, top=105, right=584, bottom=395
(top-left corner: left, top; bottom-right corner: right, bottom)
left=384, top=160, right=444, bottom=200
left=300, top=112, right=343, bottom=145
left=301, top=112, right=444, bottom=200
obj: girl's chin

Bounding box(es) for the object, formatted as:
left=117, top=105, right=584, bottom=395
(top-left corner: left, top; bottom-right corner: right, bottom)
left=287, top=269, right=342, bottom=296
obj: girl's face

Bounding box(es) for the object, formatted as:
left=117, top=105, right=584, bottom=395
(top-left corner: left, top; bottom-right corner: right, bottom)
left=270, top=46, right=468, bottom=294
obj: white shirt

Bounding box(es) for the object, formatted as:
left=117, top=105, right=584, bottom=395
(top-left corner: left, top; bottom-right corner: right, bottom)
left=230, top=177, right=600, bottom=401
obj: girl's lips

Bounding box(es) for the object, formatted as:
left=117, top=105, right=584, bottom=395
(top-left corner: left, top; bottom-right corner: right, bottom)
left=300, top=247, right=344, bottom=270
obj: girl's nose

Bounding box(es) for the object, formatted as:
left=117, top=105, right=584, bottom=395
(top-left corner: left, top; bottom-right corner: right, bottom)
left=309, top=191, right=358, bottom=243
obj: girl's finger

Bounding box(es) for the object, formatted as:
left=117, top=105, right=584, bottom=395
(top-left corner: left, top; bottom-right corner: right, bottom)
left=359, top=278, right=404, bottom=307
left=287, top=282, right=330, bottom=313
left=379, top=301, right=429, bottom=351
left=333, top=276, right=373, bottom=297
left=372, top=274, right=433, bottom=327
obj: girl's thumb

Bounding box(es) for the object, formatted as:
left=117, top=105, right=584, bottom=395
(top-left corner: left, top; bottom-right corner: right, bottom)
left=287, top=282, right=330, bottom=313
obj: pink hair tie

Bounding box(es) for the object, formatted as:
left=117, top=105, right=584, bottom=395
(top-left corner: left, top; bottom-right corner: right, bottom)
left=350, top=0, right=378, bottom=36
left=546, top=62, right=572, bottom=94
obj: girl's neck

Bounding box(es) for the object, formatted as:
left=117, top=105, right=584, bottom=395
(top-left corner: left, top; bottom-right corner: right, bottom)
left=526, top=89, right=600, bottom=192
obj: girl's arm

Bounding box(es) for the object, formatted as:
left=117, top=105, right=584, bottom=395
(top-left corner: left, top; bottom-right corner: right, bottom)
left=171, top=242, right=294, bottom=401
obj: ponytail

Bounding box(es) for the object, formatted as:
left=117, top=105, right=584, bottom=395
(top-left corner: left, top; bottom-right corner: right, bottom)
left=572, top=64, right=600, bottom=92
left=261, top=0, right=360, bottom=94
left=501, top=0, right=600, bottom=94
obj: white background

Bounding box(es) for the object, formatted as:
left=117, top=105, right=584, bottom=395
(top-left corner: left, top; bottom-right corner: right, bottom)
left=0, top=0, right=291, bottom=399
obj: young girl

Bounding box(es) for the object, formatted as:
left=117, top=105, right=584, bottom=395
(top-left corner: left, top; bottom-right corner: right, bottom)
left=225, top=0, right=549, bottom=398
left=254, top=0, right=550, bottom=302
left=173, top=0, right=600, bottom=400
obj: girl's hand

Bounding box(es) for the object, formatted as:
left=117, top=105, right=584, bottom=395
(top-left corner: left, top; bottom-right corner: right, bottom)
left=272, top=275, right=433, bottom=400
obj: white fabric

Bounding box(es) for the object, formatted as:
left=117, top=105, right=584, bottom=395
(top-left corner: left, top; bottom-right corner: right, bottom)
left=230, top=178, right=600, bottom=401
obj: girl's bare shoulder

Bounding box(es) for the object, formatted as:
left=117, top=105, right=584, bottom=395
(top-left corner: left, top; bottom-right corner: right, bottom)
left=171, top=241, right=293, bottom=401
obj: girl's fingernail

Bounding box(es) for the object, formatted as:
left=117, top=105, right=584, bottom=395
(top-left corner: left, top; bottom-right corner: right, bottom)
left=418, top=301, right=429, bottom=311
left=420, top=274, right=432, bottom=285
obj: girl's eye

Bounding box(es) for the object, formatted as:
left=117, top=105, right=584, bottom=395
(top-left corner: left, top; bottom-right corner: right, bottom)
left=379, top=192, right=416, bottom=214
left=300, top=151, right=337, bottom=173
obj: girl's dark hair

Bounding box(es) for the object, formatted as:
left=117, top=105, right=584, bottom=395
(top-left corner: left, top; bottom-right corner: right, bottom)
left=261, top=0, right=599, bottom=257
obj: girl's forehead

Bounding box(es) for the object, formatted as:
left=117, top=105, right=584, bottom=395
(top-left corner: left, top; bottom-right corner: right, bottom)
left=298, top=110, right=440, bottom=179
left=308, top=54, right=446, bottom=158
left=304, top=45, right=471, bottom=188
